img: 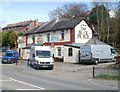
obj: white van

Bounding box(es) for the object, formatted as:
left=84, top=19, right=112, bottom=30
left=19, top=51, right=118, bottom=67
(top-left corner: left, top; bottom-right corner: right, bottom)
left=29, top=46, right=54, bottom=69
left=80, top=44, right=117, bottom=64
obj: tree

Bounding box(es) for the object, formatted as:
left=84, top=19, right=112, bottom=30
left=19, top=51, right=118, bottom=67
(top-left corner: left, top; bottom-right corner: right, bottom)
left=8, top=31, right=18, bottom=49
left=89, top=3, right=110, bottom=43
left=2, top=32, right=8, bottom=46
left=49, top=3, right=89, bottom=19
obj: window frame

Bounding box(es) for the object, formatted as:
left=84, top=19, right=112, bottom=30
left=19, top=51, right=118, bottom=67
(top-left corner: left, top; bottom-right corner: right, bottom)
left=68, top=48, right=73, bottom=57
left=61, top=30, right=64, bottom=40
left=47, top=34, right=50, bottom=42
left=57, top=47, right=61, bottom=56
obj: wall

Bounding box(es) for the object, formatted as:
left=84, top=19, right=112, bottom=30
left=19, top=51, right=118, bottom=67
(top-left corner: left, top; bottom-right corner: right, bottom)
left=75, top=20, right=92, bottom=43
left=27, top=29, right=71, bottom=45
left=64, top=46, right=79, bottom=63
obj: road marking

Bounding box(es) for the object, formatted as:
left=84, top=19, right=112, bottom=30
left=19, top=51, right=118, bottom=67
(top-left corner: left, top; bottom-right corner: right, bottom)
left=9, top=78, right=45, bottom=90
left=17, top=89, right=41, bottom=90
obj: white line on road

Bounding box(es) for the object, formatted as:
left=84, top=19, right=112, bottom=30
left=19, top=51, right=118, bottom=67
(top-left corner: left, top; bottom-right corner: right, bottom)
left=9, top=78, right=45, bottom=90
left=17, top=89, right=42, bottom=90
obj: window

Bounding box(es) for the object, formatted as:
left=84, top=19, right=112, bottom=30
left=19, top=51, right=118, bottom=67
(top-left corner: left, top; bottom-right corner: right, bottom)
left=57, top=47, right=61, bottom=56
left=36, top=50, right=51, bottom=58
left=61, top=30, right=64, bottom=40
left=47, top=34, right=50, bottom=42
left=68, top=48, right=73, bottom=56
left=32, top=35, right=35, bottom=44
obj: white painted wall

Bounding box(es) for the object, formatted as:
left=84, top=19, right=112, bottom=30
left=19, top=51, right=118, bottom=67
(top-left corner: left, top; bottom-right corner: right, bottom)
left=50, top=45, right=64, bottom=58
left=75, top=20, right=92, bottom=43
left=64, top=46, right=79, bottom=63
left=27, top=29, right=71, bottom=45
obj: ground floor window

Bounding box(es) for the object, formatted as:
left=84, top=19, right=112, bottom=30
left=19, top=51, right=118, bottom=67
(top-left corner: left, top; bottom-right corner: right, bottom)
left=57, top=47, right=61, bottom=56
left=68, top=48, right=73, bottom=56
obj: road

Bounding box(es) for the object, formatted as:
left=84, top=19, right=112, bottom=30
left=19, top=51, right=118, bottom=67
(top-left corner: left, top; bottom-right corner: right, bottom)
left=1, top=60, right=118, bottom=91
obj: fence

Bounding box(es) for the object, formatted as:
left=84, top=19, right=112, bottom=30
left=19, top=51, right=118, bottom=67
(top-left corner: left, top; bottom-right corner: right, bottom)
left=93, top=66, right=119, bottom=78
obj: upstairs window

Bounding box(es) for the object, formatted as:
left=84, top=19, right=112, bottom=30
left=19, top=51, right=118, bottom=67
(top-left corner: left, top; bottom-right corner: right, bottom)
left=68, top=48, right=73, bottom=56
left=47, top=34, right=50, bottom=42
left=61, top=30, right=64, bottom=40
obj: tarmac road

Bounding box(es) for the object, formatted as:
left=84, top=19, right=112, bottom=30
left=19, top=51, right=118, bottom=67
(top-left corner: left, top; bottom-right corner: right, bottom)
left=1, top=60, right=118, bottom=91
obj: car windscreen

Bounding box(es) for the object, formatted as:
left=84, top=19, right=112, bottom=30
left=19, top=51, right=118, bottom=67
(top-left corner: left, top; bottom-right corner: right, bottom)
left=5, top=53, right=13, bottom=57
left=36, top=50, right=51, bottom=58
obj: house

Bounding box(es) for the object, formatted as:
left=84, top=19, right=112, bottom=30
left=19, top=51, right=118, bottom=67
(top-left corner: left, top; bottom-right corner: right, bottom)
left=2, top=19, right=40, bottom=33
left=2, top=19, right=44, bottom=58
left=25, top=17, right=96, bottom=61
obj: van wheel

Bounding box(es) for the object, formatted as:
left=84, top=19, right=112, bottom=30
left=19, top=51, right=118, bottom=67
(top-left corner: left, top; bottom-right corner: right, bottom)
left=94, top=59, right=99, bottom=65
left=113, top=57, right=116, bottom=62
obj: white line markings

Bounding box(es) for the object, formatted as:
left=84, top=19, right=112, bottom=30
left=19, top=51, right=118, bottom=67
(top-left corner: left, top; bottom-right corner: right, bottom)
left=9, top=78, right=45, bottom=90
left=17, top=89, right=42, bottom=90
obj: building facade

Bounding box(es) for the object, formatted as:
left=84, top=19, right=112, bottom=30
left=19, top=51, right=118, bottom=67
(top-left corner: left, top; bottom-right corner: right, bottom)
left=25, top=18, right=95, bottom=62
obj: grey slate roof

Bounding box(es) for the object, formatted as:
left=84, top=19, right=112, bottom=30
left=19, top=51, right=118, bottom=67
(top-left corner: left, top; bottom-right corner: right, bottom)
left=26, top=19, right=56, bottom=35
left=64, top=38, right=107, bottom=48
left=46, top=18, right=83, bottom=31
left=26, top=17, right=95, bottom=35
left=85, top=38, right=107, bottom=45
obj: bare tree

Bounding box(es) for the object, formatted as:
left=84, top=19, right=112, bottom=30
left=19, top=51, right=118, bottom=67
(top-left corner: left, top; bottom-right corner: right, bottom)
left=48, top=3, right=89, bottom=20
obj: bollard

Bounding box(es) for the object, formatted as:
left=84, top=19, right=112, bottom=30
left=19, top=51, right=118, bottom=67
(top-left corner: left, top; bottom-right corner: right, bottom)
left=27, top=59, right=29, bottom=68
left=93, top=66, right=95, bottom=78
left=16, top=60, right=18, bottom=66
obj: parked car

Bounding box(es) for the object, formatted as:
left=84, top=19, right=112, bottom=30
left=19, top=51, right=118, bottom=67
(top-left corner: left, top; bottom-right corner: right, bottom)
left=2, top=51, right=19, bottom=64
left=80, top=44, right=117, bottom=64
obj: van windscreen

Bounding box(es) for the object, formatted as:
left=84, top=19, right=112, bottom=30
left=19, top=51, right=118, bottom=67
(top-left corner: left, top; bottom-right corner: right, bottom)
left=5, top=53, right=13, bottom=57
left=36, top=50, right=51, bottom=58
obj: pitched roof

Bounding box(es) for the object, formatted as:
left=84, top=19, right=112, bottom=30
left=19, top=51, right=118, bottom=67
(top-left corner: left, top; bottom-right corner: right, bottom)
left=3, top=20, right=34, bottom=29
left=26, top=17, right=97, bottom=35
left=26, top=19, right=56, bottom=35
left=46, top=18, right=83, bottom=31
left=85, top=38, right=107, bottom=45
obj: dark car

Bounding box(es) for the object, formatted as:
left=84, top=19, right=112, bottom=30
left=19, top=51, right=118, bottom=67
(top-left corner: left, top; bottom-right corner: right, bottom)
left=2, top=51, right=19, bottom=64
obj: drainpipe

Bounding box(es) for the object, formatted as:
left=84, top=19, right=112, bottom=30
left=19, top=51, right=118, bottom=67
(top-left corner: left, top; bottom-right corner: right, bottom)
left=26, top=35, right=28, bottom=46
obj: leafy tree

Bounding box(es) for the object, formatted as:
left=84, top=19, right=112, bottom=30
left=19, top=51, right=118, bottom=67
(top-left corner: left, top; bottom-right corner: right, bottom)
left=49, top=3, right=89, bottom=19
left=8, top=31, right=18, bottom=49
left=2, top=31, right=8, bottom=46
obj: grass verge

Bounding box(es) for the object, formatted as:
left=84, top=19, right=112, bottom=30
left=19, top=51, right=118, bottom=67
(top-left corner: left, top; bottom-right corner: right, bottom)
left=95, top=74, right=120, bottom=80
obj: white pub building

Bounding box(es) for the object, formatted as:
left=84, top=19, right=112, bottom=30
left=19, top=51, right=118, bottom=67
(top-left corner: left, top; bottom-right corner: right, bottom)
left=23, top=18, right=96, bottom=63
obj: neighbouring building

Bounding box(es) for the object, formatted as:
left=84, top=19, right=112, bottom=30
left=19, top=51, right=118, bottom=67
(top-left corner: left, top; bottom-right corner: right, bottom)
left=2, top=19, right=40, bottom=33
left=23, top=17, right=97, bottom=62
left=2, top=19, right=44, bottom=58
